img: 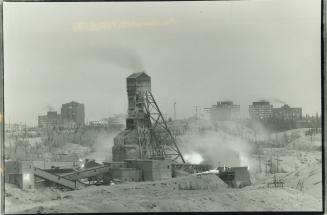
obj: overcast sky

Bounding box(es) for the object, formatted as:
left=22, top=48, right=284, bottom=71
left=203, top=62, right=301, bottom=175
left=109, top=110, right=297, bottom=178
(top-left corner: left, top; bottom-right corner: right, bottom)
left=3, top=0, right=321, bottom=126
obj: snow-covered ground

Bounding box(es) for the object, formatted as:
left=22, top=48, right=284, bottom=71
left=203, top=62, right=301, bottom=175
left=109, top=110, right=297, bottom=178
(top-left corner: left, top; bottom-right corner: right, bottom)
left=5, top=145, right=322, bottom=213
left=4, top=121, right=323, bottom=213
left=251, top=148, right=322, bottom=200
left=5, top=173, right=322, bottom=213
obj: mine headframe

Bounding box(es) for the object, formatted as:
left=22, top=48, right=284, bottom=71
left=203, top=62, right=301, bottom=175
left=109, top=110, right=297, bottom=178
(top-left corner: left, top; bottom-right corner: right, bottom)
left=136, top=91, right=185, bottom=163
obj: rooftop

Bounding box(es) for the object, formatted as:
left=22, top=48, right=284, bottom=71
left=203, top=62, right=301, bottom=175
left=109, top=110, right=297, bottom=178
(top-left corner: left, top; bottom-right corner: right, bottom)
left=252, top=101, right=270, bottom=105
left=127, top=72, right=150, bottom=79
left=62, top=101, right=83, bottom=106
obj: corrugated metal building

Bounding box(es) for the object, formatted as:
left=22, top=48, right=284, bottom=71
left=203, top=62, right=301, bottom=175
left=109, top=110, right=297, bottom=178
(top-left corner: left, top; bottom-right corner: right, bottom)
left=125, top=159, right=172, bottom=181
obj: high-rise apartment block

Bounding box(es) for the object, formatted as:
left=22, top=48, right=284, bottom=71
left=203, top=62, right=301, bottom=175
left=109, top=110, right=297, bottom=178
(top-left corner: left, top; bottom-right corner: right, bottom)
left=209, top=101, right=240, bottom=121
left=249, top=101, right=273, bottom=119
left=61, top=101, right=85, bottom=127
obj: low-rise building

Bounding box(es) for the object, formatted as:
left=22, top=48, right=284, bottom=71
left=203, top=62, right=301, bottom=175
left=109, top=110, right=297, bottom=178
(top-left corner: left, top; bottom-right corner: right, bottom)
left=273, top=104, right=302, bottom=120
left=38, top=111, right=62, bottom=128
left=38, top=101, right=85, bottom=129
left=88, top=119, right=108, bottom=127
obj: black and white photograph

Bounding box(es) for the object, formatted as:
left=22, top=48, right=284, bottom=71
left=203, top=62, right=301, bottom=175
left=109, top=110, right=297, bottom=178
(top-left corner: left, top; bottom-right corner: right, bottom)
left=2, top=0, right=323, bottom=213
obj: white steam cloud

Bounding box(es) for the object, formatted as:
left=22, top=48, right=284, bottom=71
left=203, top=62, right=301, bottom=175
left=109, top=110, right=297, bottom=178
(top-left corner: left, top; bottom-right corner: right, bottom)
left=177, top=120, right=255, bottom=169
left=87, top=131, right=120, bottom=163
left=184, top=152, right=204, bottom=164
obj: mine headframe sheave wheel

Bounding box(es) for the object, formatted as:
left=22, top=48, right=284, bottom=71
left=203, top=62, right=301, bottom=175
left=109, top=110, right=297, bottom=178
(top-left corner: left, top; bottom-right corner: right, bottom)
left=138, top=90, right=185, bottom=163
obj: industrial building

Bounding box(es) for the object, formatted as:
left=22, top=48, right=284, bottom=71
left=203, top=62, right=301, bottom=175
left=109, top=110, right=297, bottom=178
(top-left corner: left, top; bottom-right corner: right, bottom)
left=6, top=72, right=250, bottom=191
left=272, top=104, right=302, bottom=120
left=6, top=72, right=180, bottom=190
left=88, top=119, right=108, bottom=127
left=249, top=101, right=273, bottom=120
left=217, top=166, right=251, bottom=188
left=112, top=72, right=152, bottom=163
left=114, top=72, right=184, bottom=162
left=4, top=159, right=83, bottom=190
left=87, top=115, right=124, bottom=130
left=61, top=101, right=85, bottom=127
left=125, top=72, right=151, bottom=129
left=209, top=101, right=240, bottom=121
left=125, top=159, right=172, bottom=181
left=5, top=161, right=35, bottom=190
left=38, top=111, right=62, bottom=128
left=38, top=101, right=85, bottom=128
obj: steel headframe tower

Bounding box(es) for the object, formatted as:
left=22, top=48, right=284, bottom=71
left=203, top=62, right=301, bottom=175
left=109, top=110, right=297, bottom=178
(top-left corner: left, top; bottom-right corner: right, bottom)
left=137, top=91, right=185, bottom=163
left=126, top=72, right=184, bottom=163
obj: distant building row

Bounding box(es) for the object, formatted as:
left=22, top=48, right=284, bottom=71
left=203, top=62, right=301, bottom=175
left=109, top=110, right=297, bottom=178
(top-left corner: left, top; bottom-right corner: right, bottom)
left=249, top=101, right=302, bottom=120
left=87, top=114, right=125, bottom=130
left=38, top=101, right=85, bottom=128
left=207, top=100, right=302, bottom=121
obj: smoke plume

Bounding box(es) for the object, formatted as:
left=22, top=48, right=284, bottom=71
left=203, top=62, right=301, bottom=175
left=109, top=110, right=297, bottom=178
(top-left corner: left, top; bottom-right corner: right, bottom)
left=92, top=43, right=144, bottom=71
left=50, top=33, right=145, bottom=72
left=184, top=152, right=204, bottom=164
left=177, top=120, right=255, bottom=169
left=87, top=131, right=120, bottom=163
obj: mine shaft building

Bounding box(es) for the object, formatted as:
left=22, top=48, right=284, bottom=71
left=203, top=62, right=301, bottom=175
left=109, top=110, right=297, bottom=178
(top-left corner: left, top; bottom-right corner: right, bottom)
left=112, top=72, right=175, bottom=181
left=113, top=72, right=151, bottom=162
left=126, top=72, right=151, bottom=129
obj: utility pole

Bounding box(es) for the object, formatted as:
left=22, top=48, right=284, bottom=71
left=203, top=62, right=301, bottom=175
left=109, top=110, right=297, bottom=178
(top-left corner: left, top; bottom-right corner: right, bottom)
left=265, top=159, right=271, bottom=175
left=24, top=121, right=27, bottom=140
left=270, top=147, right=273, bottom=173
left=275, top=154, right=283, bottom=173
left=254, top=154, right=263, bottom=173
left=258, top=154, right=263, bottom=173
left=174, top=102, right=176, bottom=120
left=254, top=131, right=257, bottom=144
left=194, top=105, right=199, bottom=120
